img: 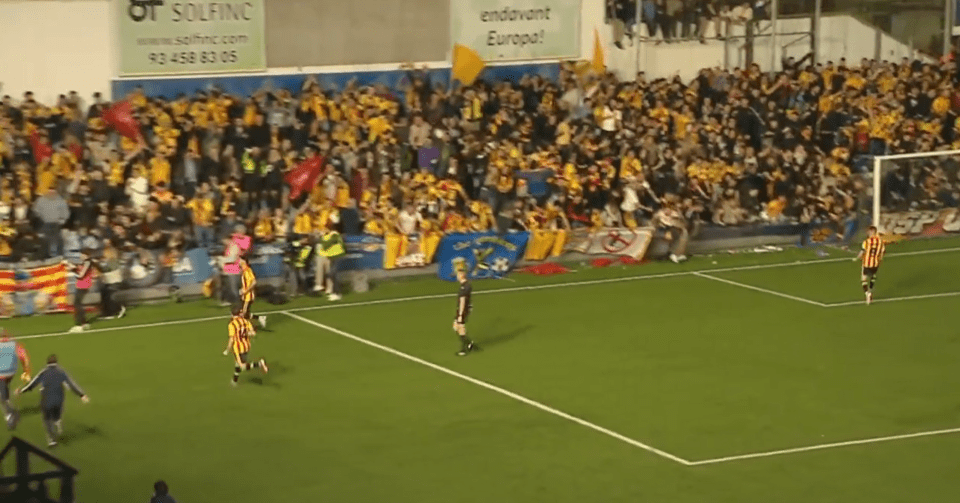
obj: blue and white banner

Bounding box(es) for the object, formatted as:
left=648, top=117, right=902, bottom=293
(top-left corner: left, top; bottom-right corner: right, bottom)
left=342, top=235, right=386, bottom=271
left=514, top=168, right=552, bottom=198
left=436, top=232, right=529, bottom=281
left=249, top=244, right=286, bottom=278
left=800, top=218, right=859, bottom=247
left=172, top=248, right=215, bottom=286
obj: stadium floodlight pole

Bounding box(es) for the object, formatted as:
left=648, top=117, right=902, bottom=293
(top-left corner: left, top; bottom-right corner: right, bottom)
left=943, top=0, right=952, bottom=57
left=812, top=0, right=821, bottom=65
left=872, top=149, right=960, bottom=228
left=770, top=0, right=779, bottom=71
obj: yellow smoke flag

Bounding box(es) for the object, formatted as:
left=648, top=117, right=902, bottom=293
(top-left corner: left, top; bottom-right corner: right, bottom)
left=452, top=44, right=486, bottom=85
left=591, top=28, right=605, bottom=74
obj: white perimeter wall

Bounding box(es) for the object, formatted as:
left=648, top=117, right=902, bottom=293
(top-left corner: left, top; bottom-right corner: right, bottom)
left=0, top=1, right=922, bottom=102
left=0, top=0, right=113, bottom=104
left=604, top=14, right=928, bottom=83
left=0, top=0, right=604, bottom=99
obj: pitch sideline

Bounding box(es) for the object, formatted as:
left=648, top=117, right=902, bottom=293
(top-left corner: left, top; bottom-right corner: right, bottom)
left=14, top=245, right=960, bottom=341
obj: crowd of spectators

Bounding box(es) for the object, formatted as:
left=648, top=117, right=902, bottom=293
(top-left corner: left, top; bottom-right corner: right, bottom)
left=2, top=54, right=960, bottom=266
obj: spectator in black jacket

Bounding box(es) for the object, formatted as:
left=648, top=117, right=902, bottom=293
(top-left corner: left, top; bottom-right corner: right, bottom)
left=17, top=354, right=89, bottom=448
left=150, top=480, right=177, bottom=503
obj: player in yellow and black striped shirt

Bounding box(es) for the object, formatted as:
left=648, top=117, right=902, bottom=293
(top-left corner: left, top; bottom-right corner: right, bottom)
left=223, top=304, right=268, bottom=386
left=856, top=226, right=886, bottom=305
left=238, top=258, right=268, bottom=329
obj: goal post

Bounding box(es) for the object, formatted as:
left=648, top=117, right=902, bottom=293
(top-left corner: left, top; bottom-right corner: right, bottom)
left=871, top=149, right=960, bottom=239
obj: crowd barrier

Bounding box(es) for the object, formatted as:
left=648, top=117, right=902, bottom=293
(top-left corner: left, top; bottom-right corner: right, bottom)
left=3, top=220, right=876, bottom=318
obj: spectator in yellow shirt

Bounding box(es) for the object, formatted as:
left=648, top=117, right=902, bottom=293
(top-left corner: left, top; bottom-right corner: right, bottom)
left=187, top=188, right=216, bottom=250
left=253, top=209, right=274, bottom=243
left=150, top=151, right=172, bottom=187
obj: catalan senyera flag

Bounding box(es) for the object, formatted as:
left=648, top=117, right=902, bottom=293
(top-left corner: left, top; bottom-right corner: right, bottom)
left=452, top=44, right=485, bottom=86
left=0, top=269, right=15, bottom=317
left=29, top=262, right=69, bottom=312
left=592, top=28, right=605, bottom=74
left=0, top=260, right=69, bottom=318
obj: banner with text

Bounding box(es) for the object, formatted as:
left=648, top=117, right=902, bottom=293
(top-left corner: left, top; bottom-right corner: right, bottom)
left=117, top=0, right=266, bottom=76
left=0, top=259, right=69, bottom=318
left=451, top=0, right=580, bottom=61
left=564, top=227, right=654, bottom=259
left=878, top=209, right=960, bottom=238
left=436, top=232, right=529, bottom=281
left=124, top=248, right=214, bottom=288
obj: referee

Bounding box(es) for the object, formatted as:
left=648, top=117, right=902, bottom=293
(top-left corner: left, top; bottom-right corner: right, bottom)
left=453, top=269, right=479, bottom=356
left=17, top=354, right=89, bottom=448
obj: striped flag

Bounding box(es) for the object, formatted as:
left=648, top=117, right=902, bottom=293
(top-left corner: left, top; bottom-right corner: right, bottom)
left=0, top=269, right=15, bottom=318
left=0, top=260, right=69, bottom=318
left=29, top=262, right=69, bottom=312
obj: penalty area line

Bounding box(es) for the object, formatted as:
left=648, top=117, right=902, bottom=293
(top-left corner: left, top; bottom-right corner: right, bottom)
left=282, top=311, right=694, bottom=466
left=692, top=272, right=828, bottom=307
left=688, top=426, right=960, bottom=466
left=826, top=290, right=960, bottom=307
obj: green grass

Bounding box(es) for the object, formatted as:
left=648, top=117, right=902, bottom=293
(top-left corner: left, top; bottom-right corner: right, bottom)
left=4, top=237, right=960, bottom=502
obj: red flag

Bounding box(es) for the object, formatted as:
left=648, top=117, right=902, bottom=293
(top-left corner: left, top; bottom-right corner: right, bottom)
left=102, top=100, right=142, bottom=141
left=68, top=143, right=84, bottom=161
left=284, top=156, right=324, bottom=200
left=29, top=131, right=53, bottom=165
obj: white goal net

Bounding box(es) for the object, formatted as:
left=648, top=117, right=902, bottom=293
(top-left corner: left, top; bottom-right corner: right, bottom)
left=872, top=150, right=960, bottom=239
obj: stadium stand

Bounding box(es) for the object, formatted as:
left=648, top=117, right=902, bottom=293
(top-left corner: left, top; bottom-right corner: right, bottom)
left=1, top=57, right=959, bottom=265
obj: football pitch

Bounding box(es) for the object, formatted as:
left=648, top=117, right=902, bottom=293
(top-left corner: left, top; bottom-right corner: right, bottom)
left=4, top=237, right=960, bottom=502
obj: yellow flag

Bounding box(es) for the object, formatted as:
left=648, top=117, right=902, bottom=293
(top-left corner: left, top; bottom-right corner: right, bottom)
left=591, top=28, right=605, bottom=74
left=452, top=44, right=486, bottom=85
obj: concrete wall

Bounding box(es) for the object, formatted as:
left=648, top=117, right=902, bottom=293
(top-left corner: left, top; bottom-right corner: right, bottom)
left=603, top=14, right=927, bottom=83
left=264, top=0, right=449, bottom=68
left=0, top=0, right=113, bottom=104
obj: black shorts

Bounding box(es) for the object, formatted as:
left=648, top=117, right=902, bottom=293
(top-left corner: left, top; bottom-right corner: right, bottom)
left=42, top=405, right=62, bottom=422
left=235, top=352, right=249, bottom=365
left=0, top=378, right=9, bottom=402
left=455, top=308, right=471, bottom=324
left=862, top=267, right=879, bottom=277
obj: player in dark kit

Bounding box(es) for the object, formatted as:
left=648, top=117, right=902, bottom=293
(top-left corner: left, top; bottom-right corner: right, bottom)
left=856, top=225, right=886, bottom=305
left=17, top=354, right=89, bottom=448
left=453, top=269, right=479, bottom=356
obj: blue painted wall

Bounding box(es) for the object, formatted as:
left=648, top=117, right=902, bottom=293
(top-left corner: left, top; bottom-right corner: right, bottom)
left=111, top=63, right=561, bottom=100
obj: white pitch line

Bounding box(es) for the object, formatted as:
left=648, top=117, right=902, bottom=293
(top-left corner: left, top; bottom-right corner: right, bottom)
left=282, top=311, right=694, bottom=466
left=826, top=290, right=960, bottom=307
left=688, top=426, right=960, bottom=466
left=693, top=272, right=828, bottom=307
left=15, top=314, right=227, bottom=340
left=13, top=245, right=960, bottom=341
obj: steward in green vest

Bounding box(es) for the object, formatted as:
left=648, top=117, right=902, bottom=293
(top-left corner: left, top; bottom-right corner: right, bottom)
left=314, top=227, right=344, bottom=301
left=318, top=230, right=345, bottom=259
left=284, top=239, right=314, bottom=295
